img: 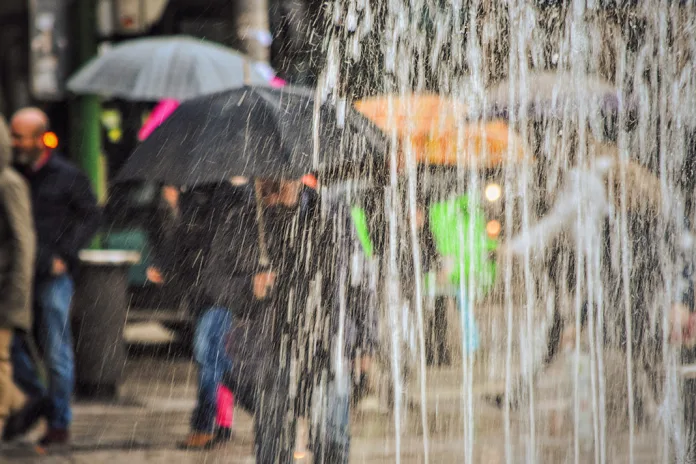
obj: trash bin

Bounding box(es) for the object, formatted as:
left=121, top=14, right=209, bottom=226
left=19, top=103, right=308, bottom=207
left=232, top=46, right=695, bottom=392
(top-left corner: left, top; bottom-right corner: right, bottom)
left=72, top=250, right=140, bottom=399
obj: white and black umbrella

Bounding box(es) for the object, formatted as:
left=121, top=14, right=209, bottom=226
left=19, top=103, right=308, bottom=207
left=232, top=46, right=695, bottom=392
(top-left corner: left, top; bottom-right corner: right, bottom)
left=67, top=36, right=270, bottom=101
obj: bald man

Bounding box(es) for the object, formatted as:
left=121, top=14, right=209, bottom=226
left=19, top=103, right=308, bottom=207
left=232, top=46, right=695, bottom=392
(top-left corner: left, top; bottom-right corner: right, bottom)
left=9, top=107, right=101, bottom=447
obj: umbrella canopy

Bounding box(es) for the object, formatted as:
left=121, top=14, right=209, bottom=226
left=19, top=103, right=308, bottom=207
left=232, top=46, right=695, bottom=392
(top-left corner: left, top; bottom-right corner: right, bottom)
left=485, top=71, right=626, bottom=121
left=115, top=85, right=387, bottom=185
left=412, top=120, right=527, bottom=167
left=136, top=67, right=287, bottom=142
left=354, top=94, right=470, bottom=137
left=67, top=36, right=269, bottom=101
left=355, top=95, right=528, bottom=168
left=138, top=99, right=180, bottom=141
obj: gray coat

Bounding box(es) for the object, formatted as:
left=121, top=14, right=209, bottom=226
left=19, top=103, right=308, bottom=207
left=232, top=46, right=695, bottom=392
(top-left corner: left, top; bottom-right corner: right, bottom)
left=0, top=116, right=35, bottom=331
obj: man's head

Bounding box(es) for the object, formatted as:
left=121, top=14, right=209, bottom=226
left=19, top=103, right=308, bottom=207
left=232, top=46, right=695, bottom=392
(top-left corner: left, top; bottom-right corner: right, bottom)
left=10, top=107, right=49, bottom=166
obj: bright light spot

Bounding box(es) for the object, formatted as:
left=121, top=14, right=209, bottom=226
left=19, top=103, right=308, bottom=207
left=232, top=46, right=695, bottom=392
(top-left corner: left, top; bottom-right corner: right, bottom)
left=486, top=220, right=501, bottom=238
left=43, top=132, right=59, bottom=149
left=302, top=174, right=318, bottom=190
left=230, top=176, right=249, bottom=186
left=485, top=183, right=502, bottom=202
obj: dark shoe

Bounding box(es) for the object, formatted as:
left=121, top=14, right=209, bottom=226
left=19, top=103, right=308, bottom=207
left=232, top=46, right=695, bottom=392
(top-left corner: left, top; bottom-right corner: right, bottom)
left=178, top=432, right=216, bottom=450
left=39, top=427, right=70, bottom=447
left=2, top=397, right=53, bottom=442
left=213, top=426, right=233, bottom=443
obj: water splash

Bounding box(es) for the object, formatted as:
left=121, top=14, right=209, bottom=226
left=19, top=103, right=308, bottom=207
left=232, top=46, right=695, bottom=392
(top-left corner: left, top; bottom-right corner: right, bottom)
left=316, top=1, right=696, bottom=462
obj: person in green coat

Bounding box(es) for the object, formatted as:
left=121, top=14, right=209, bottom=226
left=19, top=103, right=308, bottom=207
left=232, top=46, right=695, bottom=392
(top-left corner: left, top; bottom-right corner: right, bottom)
left=351, top=187, right=497, bottom=359
left=421, top=193, right=498, bottom=355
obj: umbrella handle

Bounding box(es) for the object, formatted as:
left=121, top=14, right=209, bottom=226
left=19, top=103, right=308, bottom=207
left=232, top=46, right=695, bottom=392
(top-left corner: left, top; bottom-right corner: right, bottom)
left=254, top=180, right=271, bottom=267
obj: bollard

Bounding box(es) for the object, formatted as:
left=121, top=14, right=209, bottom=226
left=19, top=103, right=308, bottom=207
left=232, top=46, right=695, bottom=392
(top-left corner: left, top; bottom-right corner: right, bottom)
left=72, top=250, right=140, bottom=399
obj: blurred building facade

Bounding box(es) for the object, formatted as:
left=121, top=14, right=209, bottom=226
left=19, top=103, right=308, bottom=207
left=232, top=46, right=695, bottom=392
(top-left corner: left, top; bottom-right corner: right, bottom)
left=0, top=0, right=312, bottom=177
left=0, top=0, right=32, bottom=119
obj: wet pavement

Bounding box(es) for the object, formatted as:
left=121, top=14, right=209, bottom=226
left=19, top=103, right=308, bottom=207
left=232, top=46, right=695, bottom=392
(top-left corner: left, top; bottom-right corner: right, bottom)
left=0, top=327, right=668, bottom=463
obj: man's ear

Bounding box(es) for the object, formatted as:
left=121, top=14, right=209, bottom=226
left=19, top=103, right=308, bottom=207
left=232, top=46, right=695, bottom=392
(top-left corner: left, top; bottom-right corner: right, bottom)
left=36, top=131, right=47, bottom=149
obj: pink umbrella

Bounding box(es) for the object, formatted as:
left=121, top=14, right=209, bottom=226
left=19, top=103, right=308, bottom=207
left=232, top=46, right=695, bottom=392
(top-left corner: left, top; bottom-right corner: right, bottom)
left=138, top=98, right=180, bottom=141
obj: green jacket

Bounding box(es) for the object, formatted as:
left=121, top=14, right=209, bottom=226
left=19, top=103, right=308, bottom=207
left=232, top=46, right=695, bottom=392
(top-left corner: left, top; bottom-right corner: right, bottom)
left=351, top=196, right=497, bottom=295
left=428, top=195, right=497, bottom=294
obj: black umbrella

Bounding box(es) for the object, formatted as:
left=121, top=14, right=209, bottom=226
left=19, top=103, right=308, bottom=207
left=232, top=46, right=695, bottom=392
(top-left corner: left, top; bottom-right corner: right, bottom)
left=115, top=85, right=388, bottom=185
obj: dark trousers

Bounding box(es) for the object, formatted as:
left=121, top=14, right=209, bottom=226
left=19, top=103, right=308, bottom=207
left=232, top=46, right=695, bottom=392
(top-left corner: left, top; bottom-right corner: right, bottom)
left=223, top=308, right=351, bottom=464
left=426, top=297, right=450, bottom=366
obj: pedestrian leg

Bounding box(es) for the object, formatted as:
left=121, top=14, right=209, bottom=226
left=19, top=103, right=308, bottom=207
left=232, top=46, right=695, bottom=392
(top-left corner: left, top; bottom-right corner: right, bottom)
left=10, top=334, right=46, bottom=398
left=0, top=329, right=27, bottom=419
left=457, top=292, right=480, bottom=355
left=216, top=385, right=234, bottom=429
left=1, top=328, right=53, bottom=442
left=313, top=363, right=352, bottom=464
left=181, top=306, right=233, bottom=449
left=435, top=296, right=451, bottom=365
left=36, top=275, right=75, bottom=434
left=254, top=357, right=295, bottom=464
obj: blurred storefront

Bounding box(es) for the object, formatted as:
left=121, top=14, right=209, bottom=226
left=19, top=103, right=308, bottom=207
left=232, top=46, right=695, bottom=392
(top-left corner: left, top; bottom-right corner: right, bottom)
left=0, top=0, right=32, bottom=118
left=0, top=0, right=71, bottom=152
left=0, top=0, right=320, bottom=176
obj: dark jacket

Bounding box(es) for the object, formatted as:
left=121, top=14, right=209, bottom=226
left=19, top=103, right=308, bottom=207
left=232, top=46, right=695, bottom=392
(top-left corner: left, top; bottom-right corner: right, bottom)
left=202, top=186, right=318, bottom=316
left=223, top=189, right=354, bottom=413
left=148, top=183, right=258, bottom=314
left=0, top=117, right=35, bottom=331
left=18, top=153, right=101, bottom=278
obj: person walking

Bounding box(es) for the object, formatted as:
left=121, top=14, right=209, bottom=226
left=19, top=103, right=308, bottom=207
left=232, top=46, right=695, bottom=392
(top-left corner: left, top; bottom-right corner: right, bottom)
left=146, top=181, right=254, bottom=450
left=245, top=177, right=353, bottom=463
left=0, top=115, right=52, bottom=442
left=9, top=107, right=101, bottom=448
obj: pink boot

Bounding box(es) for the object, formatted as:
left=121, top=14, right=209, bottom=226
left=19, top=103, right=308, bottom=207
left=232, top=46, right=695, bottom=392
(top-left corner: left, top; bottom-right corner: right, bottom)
left=216, top=385, right=234, bottom=429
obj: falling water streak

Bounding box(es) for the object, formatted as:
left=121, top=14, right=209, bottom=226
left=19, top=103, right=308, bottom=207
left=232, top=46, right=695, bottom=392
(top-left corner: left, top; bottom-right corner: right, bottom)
left=518, top=80, right=539, bottom=464
left=656, top=5, right=673, bottom=460
left=569, top=2, right=590, bottom=460
left=585, top=202, right=600, bottom=464
left=404, top=134, right=431, bottom=463
left=462, top=4, right=485, bottom=460
left=593, top=218, right=607, bottom=464
left=573, top=178, right=585, bottom=464
left=618, top=119, right=636, bottom=464
left=312, top=80, right=323, bottom=169
left=462, top=158, right=479, bottom=464
left=502, top=70, right=517, bottom=464
left=386, top=94, right=403, bottom=464
left=318, top=1, right=696, bottom=460
left=507, top=3, right=537, bottom=460
left=504, top=6, right=521, bottom=463
left=336, top=263, right=347, bottom=392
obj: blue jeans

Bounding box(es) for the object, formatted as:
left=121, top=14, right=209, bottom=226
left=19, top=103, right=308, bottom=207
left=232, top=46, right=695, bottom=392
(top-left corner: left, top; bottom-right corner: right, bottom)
left=457, top=291, right=480, bottom=354
left=191, top=306, right=233, bottom=433
left=12, top=274, right=75, bottom=429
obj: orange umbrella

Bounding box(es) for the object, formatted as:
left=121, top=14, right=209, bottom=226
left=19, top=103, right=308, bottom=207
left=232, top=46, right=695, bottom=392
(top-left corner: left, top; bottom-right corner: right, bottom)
left=354, top=95, right=528, bottom=168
